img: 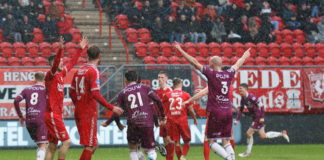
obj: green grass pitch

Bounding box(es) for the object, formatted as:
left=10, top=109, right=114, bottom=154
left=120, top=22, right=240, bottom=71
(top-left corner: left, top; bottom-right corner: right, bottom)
left=0, top=144, right=323, bottom=160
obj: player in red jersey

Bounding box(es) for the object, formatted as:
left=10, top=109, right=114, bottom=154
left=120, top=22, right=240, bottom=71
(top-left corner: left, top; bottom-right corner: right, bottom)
left=162, top=78, right=197, bottom=160
left=44, top=37, right=87, bottom=160
left=70, top=45, right=124, bottom=160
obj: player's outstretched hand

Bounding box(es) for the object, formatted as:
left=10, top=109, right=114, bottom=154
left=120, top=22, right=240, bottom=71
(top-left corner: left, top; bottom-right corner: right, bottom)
left=242, top=48, right=251, bottom=58
left=259, top=118, right=264, bottom=123
left=101, top=121, right=108, bottom=127
left=118, top=124, right=125, bottom=131
left=113, top=107, right=124, bottom=116
left=59, top=36, right=65, bottom=49
left=234, top=120, right=238, bottom=125
left=80, top=36, right=89, bottom=49
left=19, top=117, right=25, bottom=127
left=173, top=42, right=182, bottom=51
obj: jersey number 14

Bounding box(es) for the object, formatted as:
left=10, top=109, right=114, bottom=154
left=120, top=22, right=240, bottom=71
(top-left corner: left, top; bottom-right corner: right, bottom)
left=75, top=76, right=85, bottom=95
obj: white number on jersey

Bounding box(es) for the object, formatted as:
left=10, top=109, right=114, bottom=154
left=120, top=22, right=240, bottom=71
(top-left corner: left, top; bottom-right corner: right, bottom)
left=30, top=93, right=38, bottom=105
left=75, top=76, right=85, bottom=94
left=128, top=92, right=144, bottom=109
left=221, top=81, right=228, bottom=94
left=169, top=97, right=183, bottom=110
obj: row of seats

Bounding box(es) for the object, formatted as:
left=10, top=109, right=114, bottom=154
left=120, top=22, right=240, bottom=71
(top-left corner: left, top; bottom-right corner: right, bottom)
left=0, top=41, right=87, bottom=57
left=143, top=55, right=324, bottom=65
left=135, top=42, right=324, bottom=57
left=0, top=56, right=87, bottom=66
left=125, top=28, right=151, bottom=43
left=43, top=0, right=65, bottom=15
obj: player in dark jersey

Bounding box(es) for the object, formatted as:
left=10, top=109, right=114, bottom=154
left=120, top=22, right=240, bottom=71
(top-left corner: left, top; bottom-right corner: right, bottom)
left=175, top=43, right=250, bottom=160
left=116, top=71, right=166, bottom=160
left=235, top=83, right=290, bottom=158
left=14, top=72, right=47, bottom=160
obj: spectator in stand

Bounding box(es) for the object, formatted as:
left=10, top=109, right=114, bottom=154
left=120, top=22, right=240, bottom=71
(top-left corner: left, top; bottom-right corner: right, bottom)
left=237, top=15, right=249, bottom=37
left=141, top=0, right=153, bottom=28
left=151, top=17, right=167, bottom=42
left=229, top=0, right=245, bottom=8
left=20, top=15, right=34, bottom=43
left=107, top=0, right=121, bottom=18
left=127, top=1, right=142, bottom=28
left=120, top=1, right=130, bottom=15
left=3, top=13, right=22, bottom=42
left=200, top=14, right=214, bottom=43
left=154, top=0, right=173, bottom=20
left=243, top=3, right=254, bottom=18
left=19, top=0, right=30, bottom=6
left=304, top=18, right=319, bottom=43
left=317, top=16, right=324, bottom=43
left=259, top=15, right=276, bottom=43
left=176, top=1, right=192, bottom=21
left=211, top=16, right=227, bottom=43
left=23, top=1, right=38, bottom=26
left=36, top=2, right=45, bottom=15
left=224, top=16, right=238, bottom=34
left=225, top=3, right=242, bottom=21
left=56, top=16, right=72, bottom=42
left=242, top=17, right=262, bottom=43
left=249, top=0, right=262, bottom=17
left=283, top=3, right=301, bottom=30
left=189, top=15, right=206, bottom=44
left=185, top=0, right=196, bottom=8
left=42, top=15, right=58, bottom=43
left=175, top=14, right=190, bottom=43
left=298, top=3, right=311, bottom=28
left=49, top=2, right=61, bottom=20
left=310, top=0, right=320, bottom=18
left=203, top=4, right=216, bottom=20
left=163, top=16, right=177, bottom=43
left=260, top=1, right=271, bottom=16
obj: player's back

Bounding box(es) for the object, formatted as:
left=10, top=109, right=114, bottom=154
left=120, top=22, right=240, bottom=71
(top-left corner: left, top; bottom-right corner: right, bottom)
left=163, top=89, right=191, bottom=122
left=23, top=85, right=46, bottom=121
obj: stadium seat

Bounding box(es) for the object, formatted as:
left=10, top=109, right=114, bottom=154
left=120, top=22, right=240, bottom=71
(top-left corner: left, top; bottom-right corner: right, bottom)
left=272, top=16, right=284, bottom=30
left=35, top=57, right=48, bottom=66
left=197, top=42, right=209, bottom=56
left=22, top=57, right=34, bottom=66
left=138, top=28, right=151, bottom=43
left=134, top=42, right=147, bottom=56
left=268, top=42, right=280, bottom=57
left=184, top=42, right=197, bottom=56
left=56, top=1, right=65, bottom=15
left=314, top=56, right=324, bottom=65
left=294, top=29, right=305, bottom=43
left=179, top=57, right=190, bottom=64
left=274, top=30, right=282, bottom=43
left=230, top=56, right=239, bottom=65
left=256, top=42, right=269, bottom=57
left=209, top=42, right=221, bottom=56
left=233, top=42, right=245, bottom=57
left=33, top=28, right=44, bottom=43
left=302, top=56, right=314, bottom=65
left=157, top=56, right=168, bottom=64
left=267, top=56, right=278, bottom=65
left=292, top=43, right=304, bottom=57
left=171, top=2, right=179, bottom=16
left=143, top=56, right=156, bottom=64
left=70, top=28, right=82, bottom=43
left=196, top=2, right=204, bottom=17
left=0, top=42, right=13, bottom=57
left=77, top=57, right=86, bottom=66
left=37, top=14, right=45, bottom=22
left=8, top=57, right=21, bottom=66
left=0, top=57, right=7, bottom=66
left=160, top=42, right=172, bottom=57
left=125, top=28, right=138, bottom=43
left=52, top=42, right=61, bottom=53
left=278, top=57, right=290, bottom=65
left=281, top=29, right=294, bottom=43
left=245, top=57, right=255, bottom=65
left=304, top=43, right=316, bottom=57
left=13, top=42, right=26, bottom=57
left=280, top=43, right=292, bottom=57
left=244, top=42, right=257, bottom=57
left=63, top=57, right=71, bottom=65
left=26, top=42, right=39, bottom=57
left=169, top=56, right=181, bottom=64
left=0, top=29, right=3, bottom=42
left=65, top=42, right=77, bottom=57
left=172, top=42, right=183, bottom=56
left=315, top=43, right=324, bottom=57
left=39, top=42, right=52, bottom=57
left=43, top=0, right=50, bottom=14
left=64, top=14, right=74, bottom=27
left=116, top=14, right=129, bottom=29
left=196, top=56, right=207, bottom=65
left=255, top=57, right=267, bottom=65
left=147, top=42, right=160, bottom=56
left=221, top=56, right=230, bottom=65
left=221, top=42, right=233, bottom=57
left=291, top=56, right=302, bottom=65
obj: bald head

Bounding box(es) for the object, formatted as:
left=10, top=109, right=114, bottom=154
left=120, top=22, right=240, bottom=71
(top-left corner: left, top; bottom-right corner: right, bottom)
left=209, top=56, right=222, bottom=68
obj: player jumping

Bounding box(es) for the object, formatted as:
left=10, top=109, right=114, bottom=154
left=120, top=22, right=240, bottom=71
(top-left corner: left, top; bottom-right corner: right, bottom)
left=14, top=72, right=48, bottom=160
left=175, top=43, right=251, bottom=160
left=235, top=83, right=290, bottom=158
left=162, top=78, right=197, bottom=160
left=70, top=45, right=124, bottom=160
left=44, top=36, right=87, bottom=160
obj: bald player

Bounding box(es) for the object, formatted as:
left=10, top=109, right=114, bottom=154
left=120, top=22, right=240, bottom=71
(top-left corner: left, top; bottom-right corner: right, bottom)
left=175, top=43, right=250, bottom=160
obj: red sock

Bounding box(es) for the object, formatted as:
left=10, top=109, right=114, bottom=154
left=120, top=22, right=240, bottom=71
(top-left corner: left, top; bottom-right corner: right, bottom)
left=166, top=143, right=174, bottom=160
left=80, top=149, right=93, bottom=160
left=175, top=145, right=182, bottom=159
left=203, top=140, right=210, bottom=160
left=230, top=139, right=235, bottom=151
left=182, top=143, right=190, bottom=156
left=58, top=159, right=65, bottom=160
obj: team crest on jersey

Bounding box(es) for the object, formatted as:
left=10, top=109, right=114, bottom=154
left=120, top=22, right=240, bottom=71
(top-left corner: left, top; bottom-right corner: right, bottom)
left=309, top=73, right=324, bottom=101
left=57, top=83, right=64, bottom=92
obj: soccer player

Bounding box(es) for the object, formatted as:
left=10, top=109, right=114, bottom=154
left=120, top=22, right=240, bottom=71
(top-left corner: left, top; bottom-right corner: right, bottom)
left=162, top=78, right=197, bottom=160
left=44, top=36, right=87, bottom=160
left=235, top=83, right=290, bottom=158
left=14, top=72, right=47, bottom=160
left=116, top=70, right=166, bottom=160
left=175, top=43, right=251, bottom=160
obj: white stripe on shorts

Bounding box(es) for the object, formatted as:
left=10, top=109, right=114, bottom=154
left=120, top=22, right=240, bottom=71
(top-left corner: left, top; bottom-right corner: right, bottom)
left=50, top=112, right=60, bottom=139
left=89, top=117, right=94, bottom=146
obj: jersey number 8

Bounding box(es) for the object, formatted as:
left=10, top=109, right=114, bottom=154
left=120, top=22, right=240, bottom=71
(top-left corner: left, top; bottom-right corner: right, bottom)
left=30, top=93, right=38, bottom=105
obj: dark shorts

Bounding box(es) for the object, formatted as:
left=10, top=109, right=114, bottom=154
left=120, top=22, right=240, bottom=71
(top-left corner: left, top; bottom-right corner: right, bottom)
left=26, top=121, right=48, bottom=144
left=127, top=125, right=155, bottom=149
left=250, top=118, right=265, bottom=131
left=206, top=110, right=232, bottom=140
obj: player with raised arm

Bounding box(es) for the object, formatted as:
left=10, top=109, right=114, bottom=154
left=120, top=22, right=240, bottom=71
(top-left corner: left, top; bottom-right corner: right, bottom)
left=116, top=71, right=166, bottom=160
left=69, top=45, right=124, bottom=160
left=162, top=78, right=197, bottom=160
left=235, top=83, right=290, bottom=158
left=14, top=72, right=47, bottom=160
left=43, top=36, right=87, bottom=160
left=175, top=43, right=250, bottom=160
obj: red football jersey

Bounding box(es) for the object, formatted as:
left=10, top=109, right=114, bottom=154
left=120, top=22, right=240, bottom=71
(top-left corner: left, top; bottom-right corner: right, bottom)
left=70, top=64, right=100, bottom=118
left=162, top=89, right=193, bottom=122
left=155, top=85, right=172, bottom=99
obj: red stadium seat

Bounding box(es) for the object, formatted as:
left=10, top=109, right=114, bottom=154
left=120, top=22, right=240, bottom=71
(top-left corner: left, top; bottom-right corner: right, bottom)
left=291, top=56, right=302, bottom=65
left=184, top=42, right=197, bottom=56
left=65, top=42, right=77, bottom=57
left=157, top=56, right=169, bottom=64
left=272, top=16, right=284, bottom=30
left=233, top=42, right=245, bottom=57
left=302, top=56, right=314, bottom=65
left=314, top=56, right=324, bottom=65
left=169, top=56, right=181, bottom=64
left=116, top=14, right=129, bottom=29
left=281, top=29, right=294, bottom=43
left=172, top=42, right=183, bottom=56
left=0, top=57, right=7, bottom=66
left=33, top=28, right=44, bottom=43
left=125, top=28, right=138, bottom=43
left=147, top=42, right=160, bottom=56
left=138, top=28, right=151, bottom=43
left=180, top=57, right=190, bottom=64
left=13, top=42, right=26, bottom=57
left=197, top=42, right=209, bottom=56
left=304, top=43, right=316, bottom=57
left=160, top=42, right=172, bottom=57
left=63, top=57, right=71, bottom=65
left=0, top=42, right=13, bottom=57
left=43, top=0, right=50, bottom=14
left=245, top=57, right=255, bottom=65
left=315, top=43, right=324, bottom=57
left=134, top=42, right=147, bottom=57
left=244, top=42, right=257, bottom=57
left=196, top=56, right=207, bottom=65
left=56, top=1, right=65, bottom=15
left=209, top=42, right=221, bottom=56
left=268, top=42, right=280, bottom=57
left=255, top=57, right=267, bottom=65
left=171, top=2, right=179, bottom=16
left=278, top=57, right=290, bottom=65
left=267, top=56, right=278, bottom=65
left=294, top=29, right=305, bottom=43
left=230, top=56, right=239, bottom=65
left=196, top=2, right=204, bottom=17
left=280, top=43, right=292, bottom=57
left=143, top=56, right=156, bottom=64
left=221, top=42, right=233, bottom=57
left=35, top=57, right=48, bottom=66
left=70, top=28, right=82, bottom=43
left=77, top=57, right=86, bottom=66
left=274, top=30, right=282, bottom=43
left=64, top=14, right=74, bottom=26
left=256, top=42, right=268, bottom=57
left=8, top=57, right=21, bottom=66
left=37, top=14, right=45, bottom=22
left=0, top=29, right=3, bottom=42
left=39, top=42, right=52, bottom=57
left=26, top=42, right=39, bottom=57
left=22, top=57, right=34, bottom=66
left=292, top=43, right=304, bottom=57
left=221, top=56, right=230, bottom=65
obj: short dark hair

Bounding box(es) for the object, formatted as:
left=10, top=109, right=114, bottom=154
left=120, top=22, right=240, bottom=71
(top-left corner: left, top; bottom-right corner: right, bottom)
left=87, top=46, right=101, bottom=61
left=48, top=55, right=56, bottom=64
left=222, top=66, right=231, bottom=70
left=158, top=71, right=168, bottom=77
left=125, top=70, right=138, bottom=82
left=239, top=83, right=248, bottom=89
left=173, top=77, right=182, bottom=87
left=137, top=74, right=141, bottom=84
left=35, top=72, right=45, bottom=81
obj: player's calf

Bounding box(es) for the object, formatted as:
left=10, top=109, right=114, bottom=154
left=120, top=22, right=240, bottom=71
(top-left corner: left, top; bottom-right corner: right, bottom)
left=58, top=139, right=71, bottom=160
left=37, top=143, right=47, bottom=160
left=144, top=148, right=157, bottom=160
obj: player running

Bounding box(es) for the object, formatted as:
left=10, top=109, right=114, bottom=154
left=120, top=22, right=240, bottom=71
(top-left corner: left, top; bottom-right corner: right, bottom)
left=14, top=72, right=47, bottom=160
left=116, top=71, right=166, bottom=160
left=44, top=36, right=87, bottom=160
left=175, top=43, right=250, bottom=160
left=162, top=78, right=197, bottom=160
left=69, top=45, right=124, bottom=160
left=235, top=83, right=290, bottom=158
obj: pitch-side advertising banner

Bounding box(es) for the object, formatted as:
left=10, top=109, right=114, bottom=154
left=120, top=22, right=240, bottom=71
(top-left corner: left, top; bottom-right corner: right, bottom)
left=0, top=119, right=242, bottom=148
left=303, top=68, right=324, bottom=109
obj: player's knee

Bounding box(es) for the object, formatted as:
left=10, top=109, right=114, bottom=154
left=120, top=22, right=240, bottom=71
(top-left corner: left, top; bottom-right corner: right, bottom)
left=260, top=134, right=267, bottom=139
left=63, top=139, right=71, bottom=147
